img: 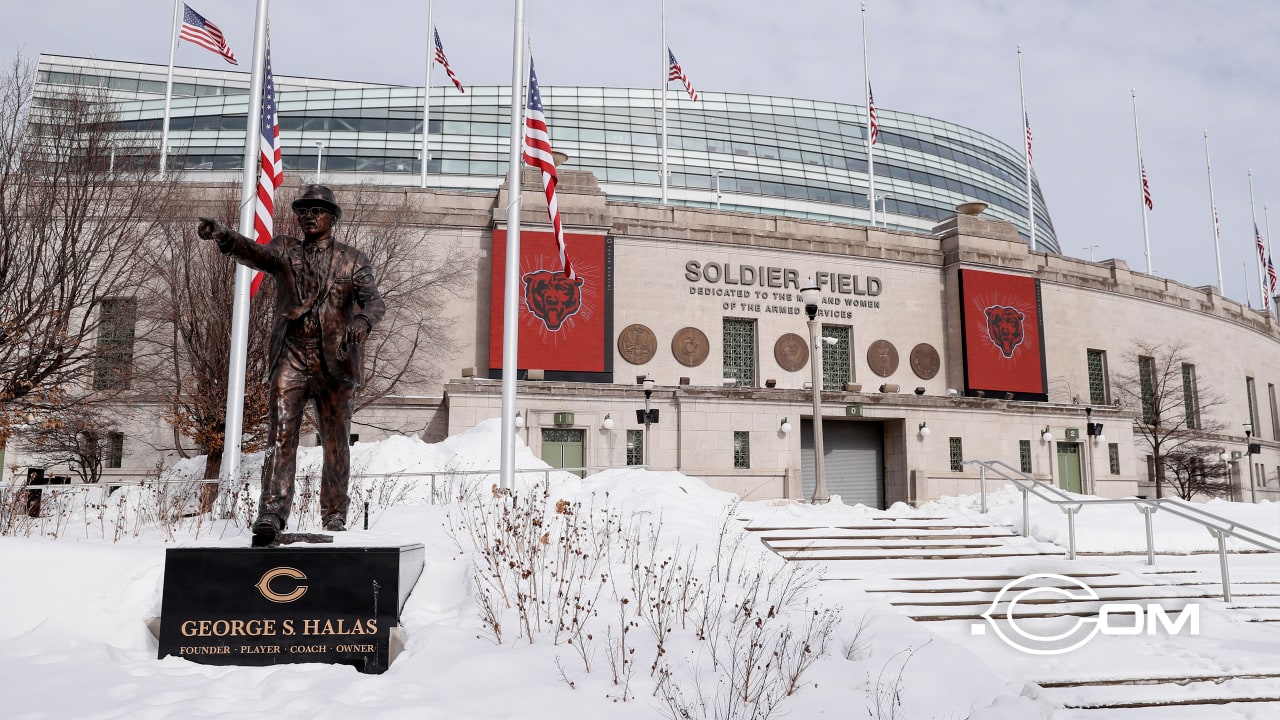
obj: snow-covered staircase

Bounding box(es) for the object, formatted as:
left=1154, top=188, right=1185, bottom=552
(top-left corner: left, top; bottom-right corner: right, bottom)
left=747, top=513, right=1280, bottom=717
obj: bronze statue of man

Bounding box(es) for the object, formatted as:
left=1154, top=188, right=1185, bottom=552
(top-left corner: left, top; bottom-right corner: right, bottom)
left=198, top=185, right=385, bottom=545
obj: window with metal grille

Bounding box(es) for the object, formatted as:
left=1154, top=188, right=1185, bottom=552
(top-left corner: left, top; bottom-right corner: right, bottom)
left=1182, top=364, right=1199, bottom=429
left=1138, top=356, right=1156, bottom=425
left=733, top=431, right=750, bottom=469
left=1270, top=384, right=1279, bottom=441
left=93, top=297, right=138, bottom=390
left=626, top=430, right=643, bottom=466
left=722, top=318, right=757, bottom=387
left=1246, top=376, right=1259, bottom=434
left=1087, top=349, right=1108, bottom=405
left=948, top=437, right=963, bottom=472
left=1018, top=440, right=1032, bottom=473
left=821, top=324, right=851, bottom=390
left=1108, top=443, right=1120, bottom=475
left=106, top=432, right=124, bottom=469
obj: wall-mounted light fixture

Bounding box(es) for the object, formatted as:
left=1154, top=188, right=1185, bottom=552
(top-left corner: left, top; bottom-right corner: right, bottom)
left=1041, top=426, right=1053, bottom=443
left=602, top=413, right=615, bottom=431
left=918, top=421, right=931, bottom=439
left=514, top=411, right=524, bottom=428
left=780, top=417, right=792, bottom=434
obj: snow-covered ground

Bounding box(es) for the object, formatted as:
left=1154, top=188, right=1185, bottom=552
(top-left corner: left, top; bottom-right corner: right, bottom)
left=3, top=421, right=1279, bottom=719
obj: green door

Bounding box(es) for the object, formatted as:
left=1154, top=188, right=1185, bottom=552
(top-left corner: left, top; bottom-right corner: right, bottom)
left=1057, top=442, right=1083, bottom=493
left=541, top=428, right=585, bottom=477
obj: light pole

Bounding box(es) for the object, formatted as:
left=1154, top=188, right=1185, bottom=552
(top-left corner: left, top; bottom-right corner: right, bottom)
left=314, top=140, right=325, bottom=182
left=642, top=374, right=655, bottom=467
left=800, top=277, right=829, bottom=503
left=1246, top=427, right=1257, bottom=503
left=1085, top=407, right=1105, bottom=496
left=712, top=169, right=724, bottom=210
left=1083, top=244, right=1100, bottom=261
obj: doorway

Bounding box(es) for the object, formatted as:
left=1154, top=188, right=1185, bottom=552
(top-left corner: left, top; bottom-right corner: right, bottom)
left=1057, top=442, right=1083, bottom=493
left=801, top=420, right=885, bottom=508
left=541, top=428, right=585, bottom=477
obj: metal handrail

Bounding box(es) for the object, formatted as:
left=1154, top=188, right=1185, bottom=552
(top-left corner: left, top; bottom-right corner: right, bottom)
left=963, top=458, right=1280, bottom=602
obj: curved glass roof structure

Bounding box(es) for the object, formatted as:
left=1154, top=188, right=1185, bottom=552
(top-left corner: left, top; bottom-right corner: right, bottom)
left=35, top=54, right=1058, bottom=252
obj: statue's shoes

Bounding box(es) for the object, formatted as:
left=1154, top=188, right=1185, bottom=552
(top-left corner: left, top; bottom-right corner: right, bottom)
left=252, top=513, right=284, bottom=545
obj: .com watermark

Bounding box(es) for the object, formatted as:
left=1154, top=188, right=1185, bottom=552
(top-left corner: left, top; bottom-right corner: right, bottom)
left=970, top=573, right=1200, bottom=655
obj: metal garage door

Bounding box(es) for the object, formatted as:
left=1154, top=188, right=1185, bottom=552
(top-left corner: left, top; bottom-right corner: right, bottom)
left=801, top=420, right=884, bottom=508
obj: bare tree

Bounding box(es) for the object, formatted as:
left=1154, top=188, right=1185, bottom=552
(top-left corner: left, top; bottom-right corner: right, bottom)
left=16, top=406, right=125, bottom=484
left=132, top=181, right=472, bottom=491
left=133, top=185, right=274, bottom=487
left=1115, top=340, right=1227, bottom=498
left=1161, top=443, right=1233, bottom=501
left=0, top=54, right=176, bottom=444
left=323, top=184, right=473, bottom=422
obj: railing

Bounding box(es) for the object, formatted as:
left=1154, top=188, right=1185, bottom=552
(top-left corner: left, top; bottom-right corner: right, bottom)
left=963, top=459, right=1280, bottom=602
left=348, top=465, right=642, bottom=504
left=1, top=464, right=640, bottom=507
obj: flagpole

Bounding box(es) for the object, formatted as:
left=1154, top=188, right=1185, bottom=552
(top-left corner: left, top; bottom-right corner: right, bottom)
left=499, top=0, right=526, bottom=491
left=861, top=2, right=875, bottom=227
left=1017, top=45, right=1034, bottom=252
left=1131, top=90, right=1152, bottom=273
left=420, top=0, right=434, bottom=188
left=1267, top=203, right=1277, bottom=317
left=218, top=0, right=271, bottom=500
left=1248, top=169, right=1269, bottom=312
left=160, top=0, right=182, bottom=177
left=1244, top=261, right=1253, bottom=308
left=660, top=0, right=668, bottom=204
left=1204, top=131, right=1224, bottom=294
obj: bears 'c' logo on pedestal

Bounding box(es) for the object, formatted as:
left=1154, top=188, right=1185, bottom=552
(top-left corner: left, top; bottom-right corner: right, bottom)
left=984, top=305, right=1025, bottom=358
left=256, top=567, right=308, bottom=603
left=523, top=270, right=585, bottom=331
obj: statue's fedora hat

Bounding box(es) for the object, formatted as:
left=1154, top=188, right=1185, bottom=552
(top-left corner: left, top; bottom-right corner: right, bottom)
left=291, top=184, right=342, bottom=220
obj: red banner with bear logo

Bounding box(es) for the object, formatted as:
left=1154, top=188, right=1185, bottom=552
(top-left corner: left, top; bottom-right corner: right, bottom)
left=487, top=229, right=612, bottom=380
left=958, top=269, right=1047, bottom=400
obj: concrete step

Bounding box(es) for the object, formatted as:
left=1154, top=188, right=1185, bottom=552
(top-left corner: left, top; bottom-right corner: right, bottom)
left=1037, top=673, right=1280, bottom=711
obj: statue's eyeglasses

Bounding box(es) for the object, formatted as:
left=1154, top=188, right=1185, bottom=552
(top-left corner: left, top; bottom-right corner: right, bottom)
left=294, top=206, right=330, bottom=218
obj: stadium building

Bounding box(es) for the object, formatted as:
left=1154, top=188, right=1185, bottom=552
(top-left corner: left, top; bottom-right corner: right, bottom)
left=9, top=54, right=1279, bottom=508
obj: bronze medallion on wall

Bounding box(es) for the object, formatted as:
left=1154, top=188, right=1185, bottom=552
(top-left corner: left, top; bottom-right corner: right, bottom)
left=617, top=324, right=657, bottom=365
left=910, top=343, right=941, bottom=380
left=773, top=333, right=810, bottom=372
left=671, top=327, right=710, bottom=367
left=867, top=339, right=900, bottom=378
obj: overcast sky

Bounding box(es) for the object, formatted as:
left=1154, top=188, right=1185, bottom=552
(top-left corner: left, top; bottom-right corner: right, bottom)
left=5, top=1, right=1278, bottom=306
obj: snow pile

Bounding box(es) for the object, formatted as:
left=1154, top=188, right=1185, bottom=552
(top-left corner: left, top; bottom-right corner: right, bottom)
left=0, top=420, right=1042, bottom=719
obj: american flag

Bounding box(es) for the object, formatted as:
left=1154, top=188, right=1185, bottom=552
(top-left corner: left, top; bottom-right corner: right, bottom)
left=1256, top=223, right=1271, bottom=309
left=433, top=29, right=465, bottom=93
left=1141, top=163, right=1153, bottom=210
left=868, top=84, right=879, bottom=145
left=179, top=4, right=237, bottom=65
left=1024, top=114, right=1034, bottom=164
left=1268, top=253, right=1278, bottom=300
left=522, top=57, right=574, bottom=280
left=667, top=48, right=698, bottom=102
left=250, top=41, right=282, bottom=297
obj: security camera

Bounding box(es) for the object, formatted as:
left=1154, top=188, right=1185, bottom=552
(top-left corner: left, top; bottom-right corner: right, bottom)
left=821, top=336, right=838, bottom=346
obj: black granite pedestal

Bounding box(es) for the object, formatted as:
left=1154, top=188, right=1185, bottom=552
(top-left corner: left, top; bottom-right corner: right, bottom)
left=157, top=544, right=423, bottom=674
